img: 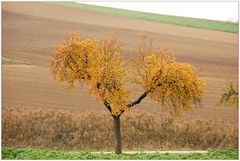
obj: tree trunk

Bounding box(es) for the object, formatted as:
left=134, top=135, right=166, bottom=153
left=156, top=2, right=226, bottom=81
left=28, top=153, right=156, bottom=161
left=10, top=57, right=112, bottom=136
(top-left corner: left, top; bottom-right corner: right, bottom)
left=113, top=115, right=122, bottom=154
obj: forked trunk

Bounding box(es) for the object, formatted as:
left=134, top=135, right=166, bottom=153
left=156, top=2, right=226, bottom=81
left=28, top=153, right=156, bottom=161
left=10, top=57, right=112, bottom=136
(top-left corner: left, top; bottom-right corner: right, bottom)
left=113, top=115, right=122, bottom=154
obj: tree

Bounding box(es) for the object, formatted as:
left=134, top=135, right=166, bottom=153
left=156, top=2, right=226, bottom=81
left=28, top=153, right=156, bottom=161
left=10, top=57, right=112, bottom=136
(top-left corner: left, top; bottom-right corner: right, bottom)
left=219, top=81, right=238, bottom=107
left=50, top=32, right=205, bottom=154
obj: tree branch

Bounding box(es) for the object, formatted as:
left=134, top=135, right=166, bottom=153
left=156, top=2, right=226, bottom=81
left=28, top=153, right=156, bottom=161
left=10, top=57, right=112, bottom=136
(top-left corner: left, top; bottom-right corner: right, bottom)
left=119, top=91, right=148, bottom=115
left=96, top=82, right=112, bottom=114
left=103, top=100, right=112, bottom=113
left=127, top=92, right=148, bottom=108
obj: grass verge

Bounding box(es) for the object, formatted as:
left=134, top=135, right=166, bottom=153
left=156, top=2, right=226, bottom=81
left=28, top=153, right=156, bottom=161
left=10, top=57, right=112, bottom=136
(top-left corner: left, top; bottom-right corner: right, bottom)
left=2, top=147, right=238, bottom=160
left=45, top=2, right=238, bottom=33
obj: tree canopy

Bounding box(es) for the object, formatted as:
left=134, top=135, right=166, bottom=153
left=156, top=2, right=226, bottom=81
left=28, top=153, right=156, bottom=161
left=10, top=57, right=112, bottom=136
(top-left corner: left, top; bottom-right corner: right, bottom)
left=50, top=32, right=205, bottom=116
left=219, top=81, right=238, bottom=107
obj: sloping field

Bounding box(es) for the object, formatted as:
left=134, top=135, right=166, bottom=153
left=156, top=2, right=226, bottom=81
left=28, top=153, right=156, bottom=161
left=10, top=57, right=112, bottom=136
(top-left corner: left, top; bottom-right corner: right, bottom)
left=2, top=2, right=238, bottom=123
left=49, top=1, right=238, bottom=33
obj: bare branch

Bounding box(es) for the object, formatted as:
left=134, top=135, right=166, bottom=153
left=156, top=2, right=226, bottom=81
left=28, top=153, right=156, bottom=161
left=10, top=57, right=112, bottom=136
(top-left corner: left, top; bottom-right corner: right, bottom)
left=103, top=100, right=112, bottom=113
left=119, top=91, right=148, bottom=115
left=127, top=92, right=148, bottom=108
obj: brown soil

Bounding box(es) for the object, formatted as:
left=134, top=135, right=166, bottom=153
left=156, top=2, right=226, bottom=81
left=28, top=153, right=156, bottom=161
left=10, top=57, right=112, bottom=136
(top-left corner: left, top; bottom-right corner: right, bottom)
left=2, top=2, right=238, bottom=123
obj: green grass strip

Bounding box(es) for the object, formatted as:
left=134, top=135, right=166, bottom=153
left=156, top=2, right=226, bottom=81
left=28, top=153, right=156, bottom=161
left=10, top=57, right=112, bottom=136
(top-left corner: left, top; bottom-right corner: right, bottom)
left=45, top=2, right=238, bottom=33
left=2, top=56, right=30, bottom=65
left=2, top=147, right=238, bottom=160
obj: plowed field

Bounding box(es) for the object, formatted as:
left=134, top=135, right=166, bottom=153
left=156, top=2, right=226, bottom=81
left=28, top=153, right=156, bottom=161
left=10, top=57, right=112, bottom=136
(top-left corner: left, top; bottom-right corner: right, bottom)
left=2, top=2, right=238, bottom=123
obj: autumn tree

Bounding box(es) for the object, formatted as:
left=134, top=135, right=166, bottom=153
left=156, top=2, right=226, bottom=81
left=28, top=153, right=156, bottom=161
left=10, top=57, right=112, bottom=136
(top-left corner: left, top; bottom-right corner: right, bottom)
left=50, top=32, right=205, bottom=154
left=219, top=81, right=238, bottom=107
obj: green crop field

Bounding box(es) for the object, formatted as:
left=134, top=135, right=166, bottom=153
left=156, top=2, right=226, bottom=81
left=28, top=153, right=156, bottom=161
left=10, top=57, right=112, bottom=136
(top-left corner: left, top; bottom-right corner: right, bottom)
left=2, top=147, right=238, bottom=160
left=46, top=2, right=238, bottom=33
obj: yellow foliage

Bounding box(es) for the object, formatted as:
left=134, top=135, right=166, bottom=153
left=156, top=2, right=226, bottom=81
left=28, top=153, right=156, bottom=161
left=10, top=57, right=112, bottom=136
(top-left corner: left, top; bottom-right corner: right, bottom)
left=50, top=33, right=128, bottom=115
left=50, top=32, right=97, bottom=84
left=51, top=32, right=205, bottom=116
left=219, top=81, right=238, bottom=107
left=130, top=38, right=205, bottom=115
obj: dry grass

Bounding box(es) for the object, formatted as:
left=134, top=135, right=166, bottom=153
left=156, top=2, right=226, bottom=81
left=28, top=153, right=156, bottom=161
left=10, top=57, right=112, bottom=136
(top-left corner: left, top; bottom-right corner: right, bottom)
left=2, top=106, right=238, bottom=151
